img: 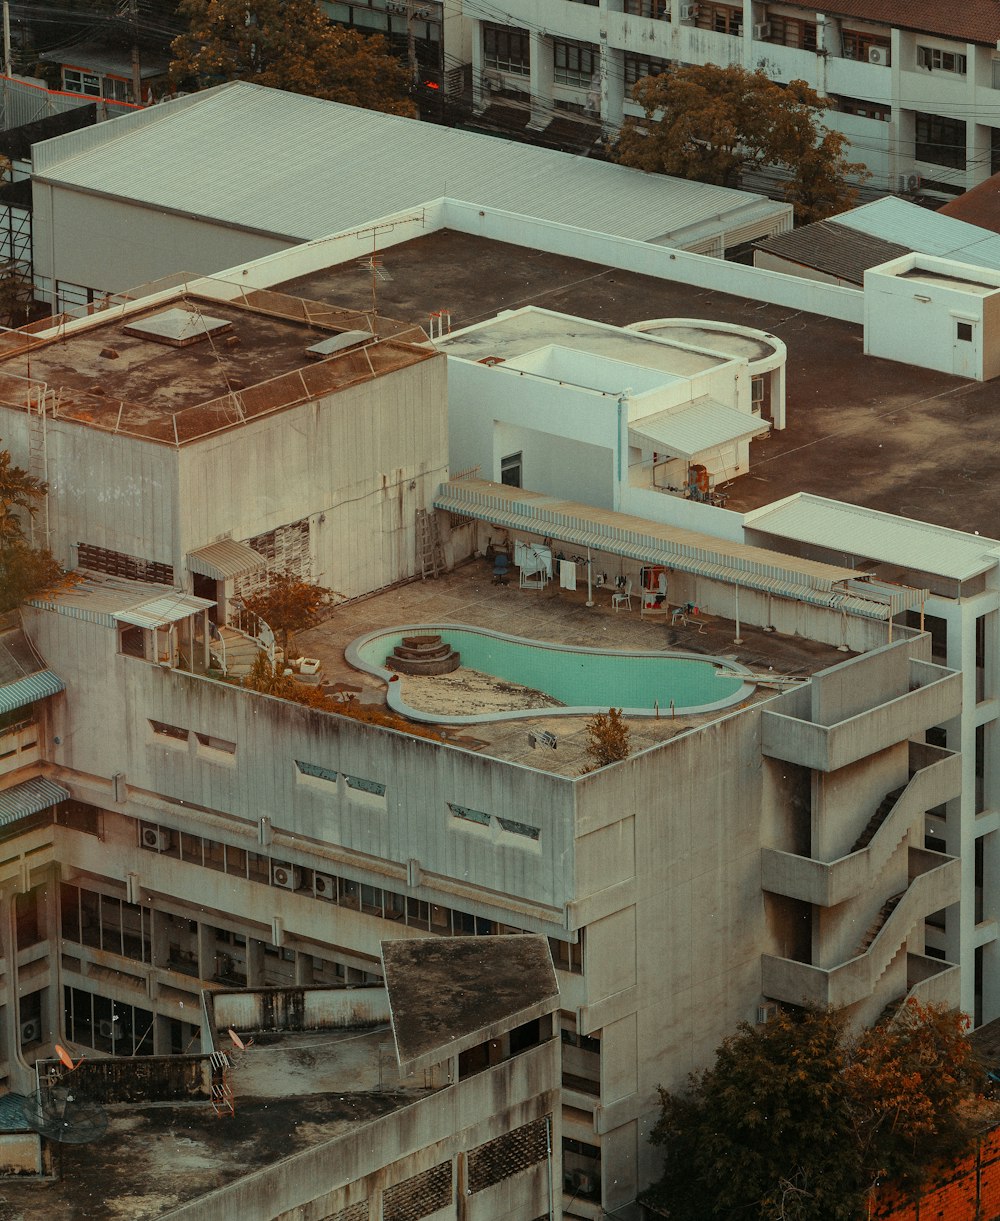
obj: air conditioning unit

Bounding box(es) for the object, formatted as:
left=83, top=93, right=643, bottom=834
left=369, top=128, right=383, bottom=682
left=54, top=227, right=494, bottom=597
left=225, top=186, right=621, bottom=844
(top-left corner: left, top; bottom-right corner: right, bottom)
left=19, top=1020, right=39, bottom=1044
left=313, top=872, right=336, bottom=900
left=753, top=21, right=771, bottom=39
left=142, top=826, right=171, bottom=852
left=679, top=2, right=698, bottom=19
left=907, top=173, right=922, bottom=192
left=99, top=1019, right=123, bottom=1041
left=867, top=46, right=888, bottom=66
left=272, top=863, right=301, bottom=891
left=757, top=1002, right=780, bottom=1024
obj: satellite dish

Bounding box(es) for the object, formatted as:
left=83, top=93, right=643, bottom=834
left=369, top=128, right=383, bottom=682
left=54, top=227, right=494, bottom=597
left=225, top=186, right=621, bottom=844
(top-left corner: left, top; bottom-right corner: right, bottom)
left=54, top=1045, right=81, bottom=1072
left=227, top=1029, right=246, bottom=1052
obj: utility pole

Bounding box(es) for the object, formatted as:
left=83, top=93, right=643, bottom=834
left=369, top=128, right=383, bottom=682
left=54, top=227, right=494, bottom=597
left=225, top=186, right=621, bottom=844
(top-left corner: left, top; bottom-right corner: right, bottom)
left=129, top=0, right=141, bottom=104
left=387, top=0, right=430, bottom=86
left=2, top=0, right=11, bottom=79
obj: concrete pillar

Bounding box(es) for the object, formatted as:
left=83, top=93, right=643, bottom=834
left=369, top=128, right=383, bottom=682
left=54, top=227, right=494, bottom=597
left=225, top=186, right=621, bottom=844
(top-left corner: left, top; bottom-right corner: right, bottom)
left=247, top=938, right=266, bottom=988
left=471, top=21, right=487, bottom=113
left=150, top=909, right=170, bottom=972
left=529, top=31, right=553, bottom=131
left=197, top=922, right=215, bottom=982
left=600, top=44, right=624, bottom=136
left=295, top=951, right=314, bottom=986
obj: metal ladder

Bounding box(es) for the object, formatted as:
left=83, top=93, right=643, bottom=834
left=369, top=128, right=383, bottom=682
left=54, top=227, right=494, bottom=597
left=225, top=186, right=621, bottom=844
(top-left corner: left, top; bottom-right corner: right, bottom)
left=416, top=508, right=445, bottom=579
left=26, top=388, right=52, bottom=550
left=209, top=1052, right=235, bottom=1117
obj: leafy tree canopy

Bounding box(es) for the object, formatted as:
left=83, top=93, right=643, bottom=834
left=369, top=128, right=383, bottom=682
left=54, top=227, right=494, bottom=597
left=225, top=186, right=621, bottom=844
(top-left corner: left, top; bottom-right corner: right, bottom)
left=613, top=63, right=868, bottom=223
left=583, top=707, right=632, bottom=770
left=238, top=570, right=339, bottom=658
left=170, top=0, right=416, bottom=115
left=0, top=444, right=70, bottom=613
left=643, top=1001, right=987, bottom=1221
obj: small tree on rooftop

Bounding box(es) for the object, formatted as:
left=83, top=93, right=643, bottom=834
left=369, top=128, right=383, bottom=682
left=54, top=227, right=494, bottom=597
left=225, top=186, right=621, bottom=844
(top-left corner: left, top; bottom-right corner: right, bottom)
left=239, top=570, right=340, bottom=660
left=583, top=707, right=632, bottom=770
left=0, top=442, right=71, bottom=613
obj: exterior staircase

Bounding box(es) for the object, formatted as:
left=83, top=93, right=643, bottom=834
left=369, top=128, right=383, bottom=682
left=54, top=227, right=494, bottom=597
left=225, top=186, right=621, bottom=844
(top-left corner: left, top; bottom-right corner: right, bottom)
left=851, top=786, right=906, bottom=853
left=211, top=624, right=263, bottom=679
left=857, top=893, right=905, bottom=956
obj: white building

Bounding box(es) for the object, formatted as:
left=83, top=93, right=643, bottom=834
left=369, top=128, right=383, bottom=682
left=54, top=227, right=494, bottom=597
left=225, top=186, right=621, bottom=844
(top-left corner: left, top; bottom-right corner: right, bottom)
left=463, top=0, right=1000, bottom=197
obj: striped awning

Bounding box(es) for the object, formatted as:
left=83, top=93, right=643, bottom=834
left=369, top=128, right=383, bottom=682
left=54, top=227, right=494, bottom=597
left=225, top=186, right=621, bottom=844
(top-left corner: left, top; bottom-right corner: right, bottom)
left=0, top=670, right=64, bottom=716
left=433, top=479, right=924, bottom=622
left=188, top=539, right=265, bottom=581
left=115, top=592, right=216, bottom=630
left=0, top=777, right=69, bottom=827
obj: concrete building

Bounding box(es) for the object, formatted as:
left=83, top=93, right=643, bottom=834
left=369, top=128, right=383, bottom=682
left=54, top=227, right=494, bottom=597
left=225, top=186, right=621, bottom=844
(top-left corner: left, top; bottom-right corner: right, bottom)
left=459, top=0, right=1000, bottom=197
left=26, top=81, right=793, bottom=310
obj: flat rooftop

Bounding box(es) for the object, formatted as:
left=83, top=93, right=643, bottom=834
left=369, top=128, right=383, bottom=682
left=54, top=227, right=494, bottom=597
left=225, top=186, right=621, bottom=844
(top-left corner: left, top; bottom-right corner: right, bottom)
left=274, top=230, right=1000, bottom=541
left=0, top=292, right=430, bottom=445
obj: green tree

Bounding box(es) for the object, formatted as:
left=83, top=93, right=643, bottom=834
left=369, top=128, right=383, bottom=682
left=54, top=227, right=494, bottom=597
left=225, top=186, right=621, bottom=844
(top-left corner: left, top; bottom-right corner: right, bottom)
left=583, top=707, right=632, bottom=770
left=170, top=0, right=416, bottom=116
left=613, top=64, right=868, bottom=223
left=0, top=443, right=69, bottom=613
left=238, top=570, right=339, bottom=659
left=643, top=1001, right=986, bottom=1220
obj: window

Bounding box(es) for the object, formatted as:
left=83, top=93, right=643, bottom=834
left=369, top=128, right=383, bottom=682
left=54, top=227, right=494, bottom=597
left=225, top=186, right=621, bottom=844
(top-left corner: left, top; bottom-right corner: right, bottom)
left=497, top=815, right=541, bottom=841
left=837, top=95, right=890, bottom=122
left=449, top=802, right=491, bottom=827
left=500, top=451, right=522, bottom=487
left=483, top=24, right=530, bottom=75
left=149, top=719, right=189, bottom=743
left=700, top=4, right=741, bottom=35
left=194, top=732, right=236, bottom=757
left=344, top=774, right=386, bottom=797
left=62, top=69, right=101, bottom=97
left=917, top=46, right=967, bottom=74
left=624, top=53, right=670, bottom=88
left=295, top=759, right=339, bottom=785
left=957, top=321, right=974, bottom=342
left=77, top=543, right=173, bottom=585
left=842, top=29, right=890, bottom=62
left=623, top=0, right=668, bottom=18
left=553, top=40, right=598, bottom=88
left=915, top=112, right=966, bottom=170
left=770, top=16, right=816, bottom=50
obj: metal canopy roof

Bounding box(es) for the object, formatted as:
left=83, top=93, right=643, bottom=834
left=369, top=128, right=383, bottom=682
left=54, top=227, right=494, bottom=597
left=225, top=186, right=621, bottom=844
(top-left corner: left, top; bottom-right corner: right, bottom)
left=114, top=592, right=216, bottom=630
left=745, top=494, right=1000, bottom=583
left=0, top=670, right=64, bottom=716
left=433, top=479, right=913, bottom=620
left=32, top=82, right=791, bottom=250
left=0, top=778, right=69, bottom=827
left=836, top=197, right=1000, bottom=275
left=188, top=539, right=266, bottom=581
left=629, top=399, right=770, bottom=460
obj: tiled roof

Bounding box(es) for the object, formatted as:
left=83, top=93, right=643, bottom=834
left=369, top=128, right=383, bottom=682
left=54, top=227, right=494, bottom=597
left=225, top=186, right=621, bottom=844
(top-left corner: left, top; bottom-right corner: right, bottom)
left=818, top=1, right=1000, bottom=44
left=940, top=176, right=1000, bottom=235
left=754, top=219, right=909, bottom=286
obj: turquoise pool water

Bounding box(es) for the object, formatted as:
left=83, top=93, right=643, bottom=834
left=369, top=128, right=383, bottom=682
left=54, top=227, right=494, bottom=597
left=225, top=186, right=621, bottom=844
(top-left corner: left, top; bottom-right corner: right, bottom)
left=346, top=625, right=755, bottom=724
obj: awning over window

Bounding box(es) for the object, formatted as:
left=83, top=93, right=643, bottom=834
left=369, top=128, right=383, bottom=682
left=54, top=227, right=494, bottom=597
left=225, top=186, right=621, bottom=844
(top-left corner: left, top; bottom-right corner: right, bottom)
left=187, top=539, right=266, bottom=581
left=0, top=777, right=69, bottom=826
left=114, top=592, right=216, bottom=630
left=629, top=398, right=770, bottom=460
left=0, top=670, right=64, bottom=716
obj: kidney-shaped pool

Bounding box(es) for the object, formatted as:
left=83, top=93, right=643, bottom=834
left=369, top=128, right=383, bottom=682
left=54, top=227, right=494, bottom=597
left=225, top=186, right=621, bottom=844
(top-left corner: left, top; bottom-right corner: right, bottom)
left=346, top=624, right=756, bottom=725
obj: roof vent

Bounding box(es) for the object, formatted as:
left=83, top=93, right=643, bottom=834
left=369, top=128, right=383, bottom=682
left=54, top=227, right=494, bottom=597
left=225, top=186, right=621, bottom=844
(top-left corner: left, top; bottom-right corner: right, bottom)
left=305, top=330, right=374, bottom=359
left=123, top=307, right=233, bottom=348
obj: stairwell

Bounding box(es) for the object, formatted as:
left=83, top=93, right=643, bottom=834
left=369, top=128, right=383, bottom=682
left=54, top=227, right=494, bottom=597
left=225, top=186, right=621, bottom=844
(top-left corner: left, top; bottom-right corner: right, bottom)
left=856, top=893, right=905, bottom=956
left=211, top=625, right=263, bottom=679
left=851, top=785, right=906, bottom=853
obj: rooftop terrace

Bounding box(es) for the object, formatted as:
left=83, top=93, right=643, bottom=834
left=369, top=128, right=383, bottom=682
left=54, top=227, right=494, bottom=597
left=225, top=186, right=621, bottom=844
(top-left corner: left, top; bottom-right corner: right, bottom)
left=275, top=230, right=1000, bottom=541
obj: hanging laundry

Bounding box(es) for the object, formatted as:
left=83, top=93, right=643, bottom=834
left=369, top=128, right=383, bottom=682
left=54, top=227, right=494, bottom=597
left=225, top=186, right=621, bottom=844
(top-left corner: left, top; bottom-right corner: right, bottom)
left=560, top=560, right=577, bottom=590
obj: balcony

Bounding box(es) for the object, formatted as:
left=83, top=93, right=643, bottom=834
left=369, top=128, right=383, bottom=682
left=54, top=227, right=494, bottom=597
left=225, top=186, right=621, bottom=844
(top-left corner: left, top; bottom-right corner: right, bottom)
left=761, top=742, right=959, bottom=906
left=761, top=849, right=959, bottom=1010
left=761, top=659, right=960, bottom=772
left=0, top=719, right=40, bottom=777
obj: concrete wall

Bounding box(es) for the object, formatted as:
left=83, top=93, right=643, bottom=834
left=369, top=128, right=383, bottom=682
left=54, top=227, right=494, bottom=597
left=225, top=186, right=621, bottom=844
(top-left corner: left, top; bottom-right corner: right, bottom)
left=212, top=986, right=391, bottom=1032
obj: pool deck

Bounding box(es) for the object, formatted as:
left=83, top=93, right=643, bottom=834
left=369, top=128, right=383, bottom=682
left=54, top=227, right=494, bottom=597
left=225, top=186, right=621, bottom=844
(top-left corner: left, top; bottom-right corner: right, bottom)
left=294, top=559, right=851, bottom=777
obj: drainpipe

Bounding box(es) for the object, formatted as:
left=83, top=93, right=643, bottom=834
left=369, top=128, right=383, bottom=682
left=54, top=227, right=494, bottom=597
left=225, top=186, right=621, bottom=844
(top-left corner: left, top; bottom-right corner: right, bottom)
left=615, top=391, right=629, bottom=511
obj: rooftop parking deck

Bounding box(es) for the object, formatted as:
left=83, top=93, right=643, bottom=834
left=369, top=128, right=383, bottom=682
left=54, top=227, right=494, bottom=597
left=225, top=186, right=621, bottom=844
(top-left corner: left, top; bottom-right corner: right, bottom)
left=276, top=230, right=1000, bottom=540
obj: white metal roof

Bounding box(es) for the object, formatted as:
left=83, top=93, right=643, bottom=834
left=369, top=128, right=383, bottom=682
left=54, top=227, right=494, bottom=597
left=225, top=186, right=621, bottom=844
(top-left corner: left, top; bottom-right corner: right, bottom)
left=188, top=538, right=266, bottom=581
left=29, top=571, right=215, bottom=628
left=837, top=197, right=1000, bottom=274
left=745, top=494, right=1000, bottom=582
left=32, top=82, right=792, bottom=248
left=629, top=398, right=769, bottom=459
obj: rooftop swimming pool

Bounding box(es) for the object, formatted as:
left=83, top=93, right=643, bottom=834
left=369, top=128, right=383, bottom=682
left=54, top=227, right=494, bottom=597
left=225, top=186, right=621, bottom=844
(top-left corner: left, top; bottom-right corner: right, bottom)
left=346, top=624, right=756, bottom=725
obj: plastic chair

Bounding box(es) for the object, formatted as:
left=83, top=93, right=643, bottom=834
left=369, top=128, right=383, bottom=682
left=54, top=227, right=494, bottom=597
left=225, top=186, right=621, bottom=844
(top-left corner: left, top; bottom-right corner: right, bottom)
left=612, top=578, right=633, bottom=611
left=492, top=554, right=510, bottom=585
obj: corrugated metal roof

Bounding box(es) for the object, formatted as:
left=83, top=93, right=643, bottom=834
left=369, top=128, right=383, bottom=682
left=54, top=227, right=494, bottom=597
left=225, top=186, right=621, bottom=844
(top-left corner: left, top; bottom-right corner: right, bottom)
left=0, top=670, right=64, bottom=715
left=188, top=539, right=265, bottom=581
left=115, top=592, right=215, bottom=630
left=0, top=777, right=69, bottom=826
left=754, top=220, right=909, bottom=286
left=629, top=398, right=769, bottom=459
left=433, top=479, right=914, bottom=620
left=837, top=197, right=1000, bottom=274
left=33, top=82, right=791, bottom=248
left=745, top=494, right=1000, bottom=582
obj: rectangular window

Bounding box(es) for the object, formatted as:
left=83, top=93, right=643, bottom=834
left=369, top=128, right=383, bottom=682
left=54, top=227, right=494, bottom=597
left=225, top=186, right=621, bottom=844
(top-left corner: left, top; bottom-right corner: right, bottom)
left=915, top=112, right=966, bottom=170
left=483, top=24, right=530, bottom=75
left=624, top=53, right=670, bottom=88
left=837, top=95, right=890, bottom=122
left=623, top=0, right=669, bottom=17
left=63, top=69, right=101, bottom=97
left=918, top=46, right=967, bottom=74
left=699, top=4, right=741, bottom=35
left=500, top=452, right=522, bottom=487
left=957, top=321, right=973, bottom=342
left=449, top=802, right=491, bottom=827
left=553, top=40, right=598, bottom=88
left=771, top=16, right=816, bottom=50
left=842, top=29, right=890, bottom=62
